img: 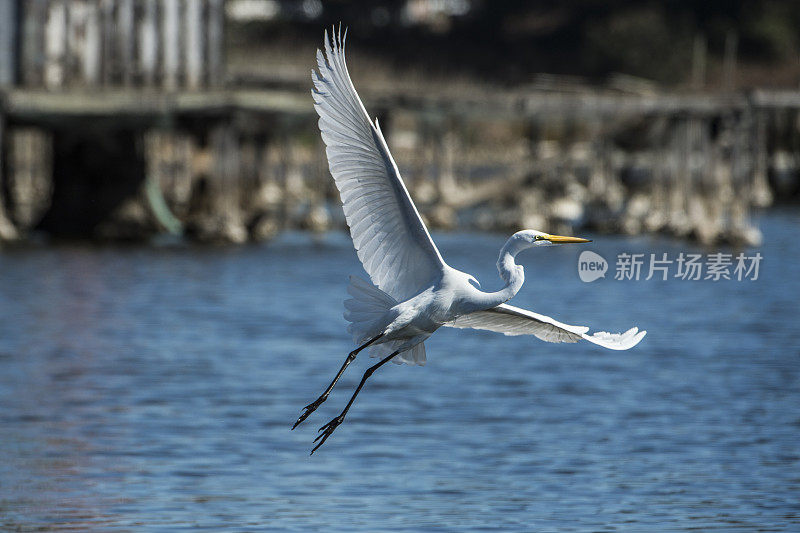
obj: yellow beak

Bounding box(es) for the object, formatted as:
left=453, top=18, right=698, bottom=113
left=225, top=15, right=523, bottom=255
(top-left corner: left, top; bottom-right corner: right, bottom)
left=545, top=234, right=592, bottom=244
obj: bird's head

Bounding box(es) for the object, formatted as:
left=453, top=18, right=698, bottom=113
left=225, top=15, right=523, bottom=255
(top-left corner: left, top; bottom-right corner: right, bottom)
left=496, top=229, right=591, bottom=289
left=515, top=229, right=592, bottom=247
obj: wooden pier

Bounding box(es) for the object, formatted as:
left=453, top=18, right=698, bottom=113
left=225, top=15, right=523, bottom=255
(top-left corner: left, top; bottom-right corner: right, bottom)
left=3, top=83, right=794, bottom=244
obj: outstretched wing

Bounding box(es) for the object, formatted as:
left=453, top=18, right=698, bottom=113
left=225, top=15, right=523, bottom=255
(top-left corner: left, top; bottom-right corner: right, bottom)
left=446, top=303, right=646, bottom=350
left=313, top=28, right=447, bottom=302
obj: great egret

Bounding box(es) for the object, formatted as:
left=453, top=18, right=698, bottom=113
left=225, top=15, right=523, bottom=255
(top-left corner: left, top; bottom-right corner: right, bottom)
left=294, top=28, right=646, bottom=453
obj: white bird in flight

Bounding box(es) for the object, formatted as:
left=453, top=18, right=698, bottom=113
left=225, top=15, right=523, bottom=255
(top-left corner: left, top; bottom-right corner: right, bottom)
left=294, top=28, right=646, bottom=453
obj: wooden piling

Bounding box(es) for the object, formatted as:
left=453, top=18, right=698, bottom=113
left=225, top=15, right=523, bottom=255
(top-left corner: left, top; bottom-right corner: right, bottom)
left=83, top=1, right=101, bottom=86
left=0, top=115, right=20, bottom=240
left=0, top=0, right=17, bottom=86
left=21, top=0, right=47, bottom=87
left=162, top=0, right=181, bottom=90
left=8, top=128, right=53, bottom=230
left=207, top=0, right=225, bottom=87
left=184, top=0, right=204, bottom=90
left=139, top=0, right=158, bottom=86
left=116, top=0, right=134, bottom=86
left=44, top=0, right=67, bottom=89
left=100, top=0, right=114, bottom=86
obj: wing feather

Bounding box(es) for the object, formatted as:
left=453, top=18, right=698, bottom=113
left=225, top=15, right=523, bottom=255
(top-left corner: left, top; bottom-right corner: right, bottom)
left=447, top=303, right=646, bottom=351
left=313, top=28, right=446, bottom=301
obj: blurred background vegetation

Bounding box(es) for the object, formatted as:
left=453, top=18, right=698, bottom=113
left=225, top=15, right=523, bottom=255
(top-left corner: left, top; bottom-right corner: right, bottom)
left=227, top=0, right=800, bottom=89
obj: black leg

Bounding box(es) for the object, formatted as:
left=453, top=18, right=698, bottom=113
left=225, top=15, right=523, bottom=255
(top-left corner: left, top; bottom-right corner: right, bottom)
left=310, top=349, right=399, bottom=454
left=292, top=334, right=383, bottom=430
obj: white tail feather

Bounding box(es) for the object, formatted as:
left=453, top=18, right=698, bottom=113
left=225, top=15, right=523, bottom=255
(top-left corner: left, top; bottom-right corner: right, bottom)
left=368, top=339, right=426, bottom=366
left=343, top=276, right=426, bottom=366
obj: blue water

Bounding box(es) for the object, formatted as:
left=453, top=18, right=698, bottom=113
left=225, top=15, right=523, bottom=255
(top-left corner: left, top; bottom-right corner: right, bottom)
left=1, top=210, right=798, bottom=531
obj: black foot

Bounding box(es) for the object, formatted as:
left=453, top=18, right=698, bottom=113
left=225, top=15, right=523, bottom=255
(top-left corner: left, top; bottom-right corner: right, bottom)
left=292, top=396, right=327, bottom=430
left=310, top=415, right=344, bottom=454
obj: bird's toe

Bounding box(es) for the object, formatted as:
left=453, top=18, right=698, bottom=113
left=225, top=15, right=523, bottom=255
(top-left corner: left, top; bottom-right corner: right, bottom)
left=310, top=415, right=344, bottom=454
left=292, top=396, right=327, bottom=430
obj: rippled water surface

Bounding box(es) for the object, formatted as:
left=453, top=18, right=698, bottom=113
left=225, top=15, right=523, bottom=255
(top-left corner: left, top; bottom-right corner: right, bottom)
left=1, top=211, right=799, bottom=531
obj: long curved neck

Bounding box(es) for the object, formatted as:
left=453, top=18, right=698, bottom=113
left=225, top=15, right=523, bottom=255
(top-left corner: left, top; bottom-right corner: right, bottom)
left=470, top=235, right=528, bottom=310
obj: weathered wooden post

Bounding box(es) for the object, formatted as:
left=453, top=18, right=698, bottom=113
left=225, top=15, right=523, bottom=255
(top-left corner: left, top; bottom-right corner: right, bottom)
left=83, top=1, right=101, bottom=86
left=0, top=0, right=17, bottom=86
left=100, top=0, right=114, bottom=85
left=21, top=0, right=47, bottom=87
left=752, top=108, right=773, bottom=207
left=210, top=124, right=247, bottom=242
left=117, top=0, right=134, bottom=85
left=184, top=0, right=204, bottom=89
left=0, top=0, right=17, bottom=240
left=0, top=114, right=17, bottom=240
left=669, top=118, right=691, bottom=236
left=8, top=128, right=53, bottom=231
left=44, top=0, right=67, bottom=89
left=65, top=0, right=78, bottom=85
left=208, top=0, right=225, bottom=87
left=139, top=0, right=158, bottom=86
left=162, top=0, right=181, bottom=90
left=63, top=0, right=101, bottom=87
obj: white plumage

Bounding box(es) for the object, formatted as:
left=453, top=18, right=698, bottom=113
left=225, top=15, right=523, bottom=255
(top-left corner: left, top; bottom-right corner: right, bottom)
left=312, top=30, right=445, bottom=304
left=447, top=304, right=646, bottom=350
left=296, top=28, right=647, bottom=453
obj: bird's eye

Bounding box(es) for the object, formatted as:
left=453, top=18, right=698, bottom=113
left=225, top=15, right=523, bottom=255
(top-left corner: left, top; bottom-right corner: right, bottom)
left=534, top=235, right=543, bottom=240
